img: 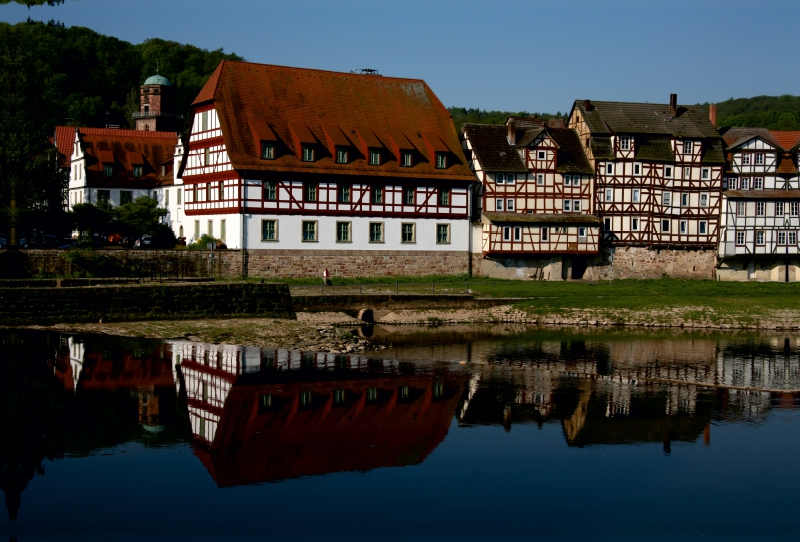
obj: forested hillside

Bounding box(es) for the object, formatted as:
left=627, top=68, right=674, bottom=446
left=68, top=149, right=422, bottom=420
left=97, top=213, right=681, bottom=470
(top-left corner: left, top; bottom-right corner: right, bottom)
left=711, top=95, right=800, bottom=130
left=0, top=20, right=242, bottom=132
left=448, top=107, right=567, bottom=132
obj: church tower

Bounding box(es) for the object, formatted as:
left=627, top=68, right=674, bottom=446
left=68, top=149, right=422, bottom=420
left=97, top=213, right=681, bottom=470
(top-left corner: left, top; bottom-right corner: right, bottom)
left=133, top=74, right=183, bottom=132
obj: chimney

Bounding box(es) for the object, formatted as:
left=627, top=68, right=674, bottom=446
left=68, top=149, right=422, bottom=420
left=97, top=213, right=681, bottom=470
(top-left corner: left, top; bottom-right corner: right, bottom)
left=669, top=93, right=678, bottom=117
left=709, top=104, right=717, bottom=127
left=507, top=118, right=517, bottom=146
left=583, top=99, right=593, bottom=111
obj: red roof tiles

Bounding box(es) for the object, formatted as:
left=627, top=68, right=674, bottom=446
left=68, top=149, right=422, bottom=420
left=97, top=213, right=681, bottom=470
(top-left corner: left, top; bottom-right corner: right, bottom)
left=770, top=130, right=800, bottom=151
left=190, top=60, right=473, bottom=181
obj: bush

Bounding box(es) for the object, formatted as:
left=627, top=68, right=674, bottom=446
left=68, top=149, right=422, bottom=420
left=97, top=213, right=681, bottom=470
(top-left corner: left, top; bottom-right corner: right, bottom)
left=188, top=234, right=222, bottom=250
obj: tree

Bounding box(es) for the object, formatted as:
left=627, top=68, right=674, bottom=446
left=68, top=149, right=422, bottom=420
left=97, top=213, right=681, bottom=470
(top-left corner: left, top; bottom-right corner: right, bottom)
left=68, top=201, right=112, bottom=238
left=112, top=196, right=167, bottom=238
left=0, top=1, right=67, bottom=5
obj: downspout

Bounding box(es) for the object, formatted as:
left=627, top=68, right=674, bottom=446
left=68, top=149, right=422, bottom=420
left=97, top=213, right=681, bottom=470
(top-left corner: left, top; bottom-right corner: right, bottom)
left=240, top=176, right=247, bottom=278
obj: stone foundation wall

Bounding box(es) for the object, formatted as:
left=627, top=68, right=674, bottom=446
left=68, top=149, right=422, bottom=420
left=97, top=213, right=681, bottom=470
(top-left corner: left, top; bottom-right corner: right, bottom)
left=586, top=247, right=717, bottom=280
left=717, top=258, right=800, bottom=282
left=479, top=255, right=565, bottom=280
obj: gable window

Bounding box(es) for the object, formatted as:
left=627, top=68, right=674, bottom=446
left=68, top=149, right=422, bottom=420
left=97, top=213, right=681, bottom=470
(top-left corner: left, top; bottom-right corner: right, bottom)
left=371, top=185, right=383, bottom=204
left=401, top=223, right=415, bottom=243
left=506, top=198, right=514, bottom=211
left=757, top=201, right=765, bottom=216
left=262, top=219, right=277, bottom=241
left=740, top=177, right=750, bottom=190
left=736, top=201, right=745, bottom=216
left=664, top=166, right=673, bottom=178
left=261, top=143, right=275, bottom=160
left=503, top=227, right=511, bottom=241
left=776, top=202, right=785, bottom=216
left=683, top=141, right=693, bottom=154
left=133, top=165, right=143, bottom=178
left=435, top=153, right=447, bottom=168
left=103, top=164, right=113, bottom=177
left=404, top=187, right=415, bottom=205
left=736, top=231, right=745, bottom=246
left=632, top=218, right=639, bottom=231
left=701, top=168, right=709, bottom=179
left=496, top=199, right=504, bottom=211
left=120, top=191, right=132, bottom=205
left=756, top=230, right=765, bottom=245
left=700, top=193, right=708, bottom=207
left=304, top=182, right=317, bottom=202
left=336, top=148, right=348, bottom=164
left=742, top=154, right=751, bottom=166
left=264, top=181, right=277, bottom=201
left=537, top=150, right=546, bottom=160
left=541, top=227, right=549, bottom=241
left=620, top=135, right=631, bottom=151
left=439, top=188, right=450, bottom=207
left=369, top=222, right=384, bottom=242
left=754, top=177, right=763, bottom=190
left=496, top=173, right=505, bottom=185
left=302, top=220, right=317, bottom=242
left=401, top=152, right=413, bottom=167
left=605, top=188, right=613, bottom=202
left=606, top=163, right=614, bottom=175
left=536, top=174, right=544, bottom=185
left=572, top=174, right=581, bottom=186
left=662, top=219, right=670, bottom=232
left=302, top=146, right=315, bottom=162
left=756, top=153, right=765, bottom=165
left=369, top=150, right=381, bottom=166
left=573, top=200, right=581, bottom=212
left=699, top=221, right=707, bottom=235
left=437, top=223, right=450, bottom=244
left=563, top=200, right=571, bottom=212
left=338, top=184, right=351, bottom=203
left=161, top=165, right=166, bottom=177
left=632, top=189, right=640, bottom=203
left=336, top=221, right=351, bottom=242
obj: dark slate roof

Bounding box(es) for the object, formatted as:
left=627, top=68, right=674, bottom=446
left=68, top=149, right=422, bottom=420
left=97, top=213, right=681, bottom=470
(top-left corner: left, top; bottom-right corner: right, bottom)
left=725, top=190, right=800, bottom=200
left=574, top=100, right=721, bottom=138
left=549, top=128, right=593, bottom=174
left=483, top=212, right=602, bottom=225
left=515, top=127, right=546, bottom=147
left=591, top=136, right=614, bottom=160
left=462, top=124, right=528, bottom=172
left=719, top=127, right=781, bottom=149
left=633, top=134, right=673, bottom=162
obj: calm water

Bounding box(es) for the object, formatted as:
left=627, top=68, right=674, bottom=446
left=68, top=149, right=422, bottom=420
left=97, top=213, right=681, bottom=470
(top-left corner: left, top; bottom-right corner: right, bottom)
left=2, top=326, right=800, bottom=541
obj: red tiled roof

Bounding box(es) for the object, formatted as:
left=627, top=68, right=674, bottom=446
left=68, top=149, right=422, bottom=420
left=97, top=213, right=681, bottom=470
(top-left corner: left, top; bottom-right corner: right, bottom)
left=76, top=127, right=178, bottom=188
left=54, top=125, right=76, bottom=167
left=190, top=60, right=474, bottom=182
left=770, top=130, right=800, bottom=151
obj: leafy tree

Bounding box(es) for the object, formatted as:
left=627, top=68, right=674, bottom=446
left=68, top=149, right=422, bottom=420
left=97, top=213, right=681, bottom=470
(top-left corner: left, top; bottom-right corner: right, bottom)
left=188, top=234, right=221, bottom=250
left=702, top=95, right=800, bottom=130
left=448, top=107, right=567, bottom=132
left=0, top=1, right=66, bottom=5
left=112, top=196, right=166, bottom=238
left=68, top=201, right=112, bottom=237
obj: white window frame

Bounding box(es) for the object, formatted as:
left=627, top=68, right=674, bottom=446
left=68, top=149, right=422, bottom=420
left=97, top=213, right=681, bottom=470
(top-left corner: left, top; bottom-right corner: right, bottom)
left=495, top=173, right=504, bottom=185
left=736, top=231, right=745, bottom=246
left=681, top=193, right=689, bottom=207
left=572, top=174, right=581, bottom=186
left=506, top=173, right=515, bottom=185
left=605, top=188, right=613, bottom=202
left=756, top=230, right=765, bottom=245
left=683, top=141, right=693, bottom=154
left=620, top=135, right=631, bottom=151
left=506, top=199, right=515, bottom=211
left=661, top=219, right=670, bottom=233
left=632, top=189, right=640, bottom=203
left=742, top=154, right=751, bottom=166
left=680, top=220, right=687, bottom=234
left=663, top=192, right=671, bottom=206
left=496, top=199, right=504, bottom=211
left=563, top=200, right=571, bottom=212
left=513, top=227, right=521, bottom=241
left=632, top=218, right=639, bottom=231
left=778, top=231, right=787, bottom=245
left=741, top=178, right=749, bottom=190
left=736, top=201, right=745, bottom=216
left=261, top=219, right=278, bottom=242
left=563, top=175, right=571, bottom=186
left=578, top=227, right=587, bottom=239
left=634, top=163, right=641, bottom=175
left=573, top=200, right=581, bottom=212
left=776, top=202, right=785, bottom=216
left=606, top=163, right=614, bottom=175
left=536, top=174, right=544, bottom=186
left=664, top=166, right=673, bottom=178
left=754, top=177, right=763, bottom=190
left=541, top=226, right=549, bottom=241
left=537, top=150, right=546, bottom=160
left=757, top=201, right=765, bottom=216
left=699, top=221, right=707, bottom=235
left=792, top=202, right=799, bottom=217
left=790, top=231, right=798, bottom=245
left=755, top=153, right=765, bottom=165
left=503, top=227, right=511, bottom=241
left=700, top=193, right=708, bottom=207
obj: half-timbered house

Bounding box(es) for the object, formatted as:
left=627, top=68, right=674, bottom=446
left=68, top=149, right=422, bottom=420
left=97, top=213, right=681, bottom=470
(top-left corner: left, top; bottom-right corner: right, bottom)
left=462, top=117, right=600, bottom=279
left=567, top=95, right=725, bottom=278
left=182, top=61, right=477, bottom=276
left=717, top=127, right=800, bottom=281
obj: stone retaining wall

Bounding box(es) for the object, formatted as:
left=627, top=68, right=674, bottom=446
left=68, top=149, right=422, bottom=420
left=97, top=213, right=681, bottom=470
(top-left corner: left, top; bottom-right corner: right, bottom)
left=584, top=247, right=718, bottom=280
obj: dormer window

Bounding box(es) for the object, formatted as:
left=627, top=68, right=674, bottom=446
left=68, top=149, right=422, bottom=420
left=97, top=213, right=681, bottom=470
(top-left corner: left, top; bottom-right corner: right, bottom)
left=336, top=148, right=348, bottom=164
left=133, top=166, right=143, bottom=178
left=401, top=152, right=413, bottom=167
left=369, top=150, right=381, bottom=166
left=302, top=145, right=315, bottom=162
left=755, top=153, right=764, bottom=165
left=742, top=154, right=751, bottom=165
left=435, top=153, right=447, bottom=169
left=161, top=165, right=166, bottom=177
left=537, top=150, right=546, bottom=160
left=261, top=143, right=275, bottom=160
left=620, top=135, right=631, bottom=150
left=103, top=165, right=113, bottom=176
left=683, top=141, right=693, bottom=154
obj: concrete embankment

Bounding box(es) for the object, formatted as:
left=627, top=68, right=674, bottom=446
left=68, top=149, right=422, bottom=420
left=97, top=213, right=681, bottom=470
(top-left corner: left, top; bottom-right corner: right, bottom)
left=0, top=281, right=294, bottom=325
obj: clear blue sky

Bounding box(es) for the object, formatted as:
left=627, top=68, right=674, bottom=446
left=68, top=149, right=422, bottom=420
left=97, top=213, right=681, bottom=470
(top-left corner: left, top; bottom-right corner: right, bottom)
left=2, top=0, right=797, bottom=113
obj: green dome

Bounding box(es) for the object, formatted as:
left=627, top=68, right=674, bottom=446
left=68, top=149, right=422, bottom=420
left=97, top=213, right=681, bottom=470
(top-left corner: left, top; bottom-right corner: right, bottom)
left=143, top=74, right=171, bottom=86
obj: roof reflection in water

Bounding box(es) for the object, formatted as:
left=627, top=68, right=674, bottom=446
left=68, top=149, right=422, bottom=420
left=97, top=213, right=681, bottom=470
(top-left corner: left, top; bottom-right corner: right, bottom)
left=175, top=341, right=466, bottom=486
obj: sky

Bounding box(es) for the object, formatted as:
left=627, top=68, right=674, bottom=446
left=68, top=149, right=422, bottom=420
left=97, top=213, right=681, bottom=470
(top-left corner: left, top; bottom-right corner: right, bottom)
left=2, top=0, right=798, bottom=114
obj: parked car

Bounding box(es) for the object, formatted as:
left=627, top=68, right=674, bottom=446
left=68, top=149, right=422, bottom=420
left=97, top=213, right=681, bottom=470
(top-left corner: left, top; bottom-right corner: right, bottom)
left=18, top=233, right=60, bottom=248
left=134, top=235, right=152, bottom=249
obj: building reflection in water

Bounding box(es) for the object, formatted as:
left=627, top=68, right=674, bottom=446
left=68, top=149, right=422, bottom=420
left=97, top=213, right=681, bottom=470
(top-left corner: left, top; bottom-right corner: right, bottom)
left=4, top=329, right=800, bottom=521
left=174, top=341, right=466, bottom=486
